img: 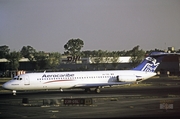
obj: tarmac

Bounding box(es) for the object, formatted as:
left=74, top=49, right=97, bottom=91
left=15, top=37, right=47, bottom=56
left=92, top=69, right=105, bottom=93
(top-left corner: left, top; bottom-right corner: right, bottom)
left=0, top=76, right=180, bottom=118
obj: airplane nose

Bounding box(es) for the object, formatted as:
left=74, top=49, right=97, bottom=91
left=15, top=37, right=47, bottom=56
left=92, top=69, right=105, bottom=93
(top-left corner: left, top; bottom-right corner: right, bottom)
left=2, top=84, right=4, bottom=89
left=2, top=83, right=6, bottom=89
left=2, top=83, right=9, bottom=89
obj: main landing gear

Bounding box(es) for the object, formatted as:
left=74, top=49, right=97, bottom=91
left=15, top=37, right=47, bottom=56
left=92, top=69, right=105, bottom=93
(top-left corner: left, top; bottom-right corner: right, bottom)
left=95, top=88, right=100, bottom=93
left=84, top=87, right=101, bottom=93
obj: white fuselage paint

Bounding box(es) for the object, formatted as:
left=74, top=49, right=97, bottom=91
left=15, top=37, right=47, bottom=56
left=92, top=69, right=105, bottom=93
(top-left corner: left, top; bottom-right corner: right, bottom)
left=2, top=70, right=156, bottom=91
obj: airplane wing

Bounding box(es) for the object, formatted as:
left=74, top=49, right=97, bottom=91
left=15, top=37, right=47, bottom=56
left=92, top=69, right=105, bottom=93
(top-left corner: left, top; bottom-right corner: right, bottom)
left=74, top=82, right=131, bottom=88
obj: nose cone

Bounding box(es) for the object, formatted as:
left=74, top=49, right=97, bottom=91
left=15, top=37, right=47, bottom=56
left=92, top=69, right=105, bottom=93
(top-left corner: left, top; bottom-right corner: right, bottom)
left=2, top=82, right=10, bottom=90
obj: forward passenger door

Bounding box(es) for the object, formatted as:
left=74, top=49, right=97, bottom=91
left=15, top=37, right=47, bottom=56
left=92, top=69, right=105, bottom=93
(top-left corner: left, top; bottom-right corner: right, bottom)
left=24, top=75, right=30, bottom=85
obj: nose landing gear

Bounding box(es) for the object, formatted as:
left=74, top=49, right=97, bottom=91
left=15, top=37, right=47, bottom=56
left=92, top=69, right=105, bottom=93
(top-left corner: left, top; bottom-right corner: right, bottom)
left=12, top=90, right=16, bottom=95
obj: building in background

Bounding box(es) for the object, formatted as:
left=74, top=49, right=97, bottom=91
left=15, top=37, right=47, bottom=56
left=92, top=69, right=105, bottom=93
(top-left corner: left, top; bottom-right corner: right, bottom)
left=0, top=47, right=180, bottom=77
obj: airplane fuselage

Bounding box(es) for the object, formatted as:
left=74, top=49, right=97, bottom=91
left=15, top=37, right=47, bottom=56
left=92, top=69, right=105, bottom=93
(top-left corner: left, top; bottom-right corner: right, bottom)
left=3, top=70, right=156, bottom=91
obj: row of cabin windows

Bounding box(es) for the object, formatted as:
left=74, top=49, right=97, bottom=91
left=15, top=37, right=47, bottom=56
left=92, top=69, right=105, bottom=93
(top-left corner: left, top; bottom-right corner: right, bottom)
left=37, top=76, right=117, bottom=80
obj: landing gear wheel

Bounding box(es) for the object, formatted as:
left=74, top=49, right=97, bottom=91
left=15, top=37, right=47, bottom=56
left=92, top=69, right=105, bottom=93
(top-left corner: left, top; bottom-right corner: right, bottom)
left=12, top=90, right=16, bottom=95
left=60, top=88, right=63, bottom=92
left=95, top=88, right=100, bottom=93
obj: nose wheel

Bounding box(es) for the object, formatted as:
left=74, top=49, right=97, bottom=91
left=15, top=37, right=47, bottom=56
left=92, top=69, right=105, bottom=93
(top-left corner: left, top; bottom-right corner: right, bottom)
left=12, top=90, right=16, bottom=95
left=60, top=88, right=63, bottom=92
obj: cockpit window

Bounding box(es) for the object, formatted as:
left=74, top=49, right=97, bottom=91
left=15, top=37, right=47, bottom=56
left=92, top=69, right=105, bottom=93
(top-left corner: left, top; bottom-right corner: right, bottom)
left=13, top=76, right=21, bottom=80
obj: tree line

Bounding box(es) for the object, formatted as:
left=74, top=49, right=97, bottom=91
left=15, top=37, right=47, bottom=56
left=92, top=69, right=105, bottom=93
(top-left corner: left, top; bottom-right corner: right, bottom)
left=0, top=45, right=61, bottom=71
left=1, top=38, right=179, bottom=71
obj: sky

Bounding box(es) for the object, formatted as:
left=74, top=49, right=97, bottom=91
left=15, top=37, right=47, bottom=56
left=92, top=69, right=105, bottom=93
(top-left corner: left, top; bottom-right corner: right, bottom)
left=0, top=0, right=180, bottom=53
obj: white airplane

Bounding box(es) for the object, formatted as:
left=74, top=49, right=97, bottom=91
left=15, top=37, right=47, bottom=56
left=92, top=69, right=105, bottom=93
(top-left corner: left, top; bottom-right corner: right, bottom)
left=2, top=52, right=172, bottom=95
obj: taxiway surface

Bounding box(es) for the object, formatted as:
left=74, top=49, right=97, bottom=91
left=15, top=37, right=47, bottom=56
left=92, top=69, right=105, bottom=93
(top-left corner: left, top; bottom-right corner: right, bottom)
left=0, top=77, right=180, bottom=118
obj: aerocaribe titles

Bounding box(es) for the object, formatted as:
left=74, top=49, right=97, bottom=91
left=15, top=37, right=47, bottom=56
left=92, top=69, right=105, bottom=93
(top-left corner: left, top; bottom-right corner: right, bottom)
left=42, top=74, right=74, bottom=78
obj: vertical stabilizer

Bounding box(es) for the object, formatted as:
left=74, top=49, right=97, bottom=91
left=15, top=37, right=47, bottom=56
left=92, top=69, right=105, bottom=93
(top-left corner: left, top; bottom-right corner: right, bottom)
left=132, top=52, right=165, bottom=72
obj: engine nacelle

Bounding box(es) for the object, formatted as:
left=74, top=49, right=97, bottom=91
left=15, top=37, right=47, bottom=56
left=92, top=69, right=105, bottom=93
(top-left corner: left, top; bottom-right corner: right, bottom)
left=116, top=75, right=137, bottom=82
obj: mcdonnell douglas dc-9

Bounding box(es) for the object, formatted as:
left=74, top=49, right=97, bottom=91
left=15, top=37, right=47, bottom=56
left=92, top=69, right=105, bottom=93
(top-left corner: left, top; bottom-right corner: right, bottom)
left=2, top=52, right=174, bottom=95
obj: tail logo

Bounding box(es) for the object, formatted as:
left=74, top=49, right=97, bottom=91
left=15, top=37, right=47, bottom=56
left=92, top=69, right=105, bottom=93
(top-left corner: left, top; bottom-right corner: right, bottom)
left=141, top=57, right=160, bottom=72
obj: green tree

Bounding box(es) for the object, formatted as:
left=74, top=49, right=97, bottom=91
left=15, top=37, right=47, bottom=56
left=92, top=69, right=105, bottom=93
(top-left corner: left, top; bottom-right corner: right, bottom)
left=0, top=45, right=10, bottom=58
left=64, top=38, right=84, bottom=63
left=90, top=50, right=105, bottom=70
left=20, top=46, right=36, bottom=61
left=110, top=52, right=120, bottom=69
left=6, top=51, right=22, bottom=71
left=48, top=52, right=61, bottom=70
left=33, top=51, right=49, bottom=70
left=81, top=50, right=92, bottom=57
left=127, top=45, right=145, bottom=68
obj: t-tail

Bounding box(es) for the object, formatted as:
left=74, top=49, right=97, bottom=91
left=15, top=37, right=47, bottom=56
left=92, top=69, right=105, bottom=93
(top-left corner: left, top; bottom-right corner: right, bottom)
left=133, top=52, right=166, bottom=72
